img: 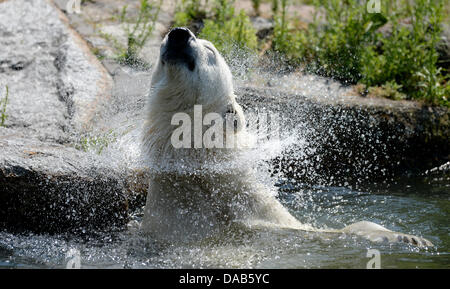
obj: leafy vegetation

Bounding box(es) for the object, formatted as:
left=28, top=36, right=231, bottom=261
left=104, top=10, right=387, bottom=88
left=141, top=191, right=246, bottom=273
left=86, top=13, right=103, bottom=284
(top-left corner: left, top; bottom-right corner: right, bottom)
left=174, top=0, right=257, bottom=57
left=76, top=130, right=117, bottom=155
left=199, top=7, right=258, bottom=56
left=116, top=0, right=162, bottom=67
left=117, top=0, right=448, bottom=106
left=272, top=0, right=449, bottom=106
left=252, top=0, right=262, bottom=15
left=0, top=85, right=8, bottom=127
left=174, top=0, right=209, bottom=27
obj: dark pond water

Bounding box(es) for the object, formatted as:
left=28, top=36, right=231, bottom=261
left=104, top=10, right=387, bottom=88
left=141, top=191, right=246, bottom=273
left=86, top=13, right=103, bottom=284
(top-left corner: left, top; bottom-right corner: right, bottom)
left=1, top=175, right=448, bottom=269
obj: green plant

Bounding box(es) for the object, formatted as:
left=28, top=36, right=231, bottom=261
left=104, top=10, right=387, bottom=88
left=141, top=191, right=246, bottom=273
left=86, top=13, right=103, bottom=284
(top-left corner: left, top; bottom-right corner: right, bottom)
left=212, top=0, right=235, bottom=23
left=172, top=1, right=258, bottom=57
left=274, top=0, right=386, bottom=81
left=0, top=85, right=8, bottom=127
left=360, top=0, right=448, bottom=105
left=76, top=130, right=117, bottom=155
left=252, top=0, right=261, bottom=15
left=199, top=1, right=258, bottom=56
left=271, top=0, right=278, bottom=15
left=117, top=0, right=162, bottom=67
left=367, top=81, right=406, bottom=100
left=271, top=0, right=449, bottom=106
left=91, top=47, right=105, bottom=61
left=272, top=0, right=293, bottom=58
left=174, top=0, right=208, bottom=27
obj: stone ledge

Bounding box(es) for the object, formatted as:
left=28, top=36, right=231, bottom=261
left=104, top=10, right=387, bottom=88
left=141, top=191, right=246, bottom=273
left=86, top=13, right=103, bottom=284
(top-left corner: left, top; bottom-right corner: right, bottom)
left=238, top=86, right=450, bottom=186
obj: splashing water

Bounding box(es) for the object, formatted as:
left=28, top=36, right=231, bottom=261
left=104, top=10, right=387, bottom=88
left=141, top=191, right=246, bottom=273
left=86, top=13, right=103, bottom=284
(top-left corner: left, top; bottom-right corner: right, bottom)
left=1, top=49, right=449, bottom=269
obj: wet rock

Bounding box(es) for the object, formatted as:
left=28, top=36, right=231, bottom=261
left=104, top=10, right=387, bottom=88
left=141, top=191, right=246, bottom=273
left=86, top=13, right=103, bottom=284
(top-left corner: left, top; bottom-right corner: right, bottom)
left=238, top=86, right=450, bottom=187
left=53, top=0, right=175, bottom=66
left=1, top=0, right=448, bottom=234
left=425, top=161, right=450, bottom=177
left=0, top=0, right=122, bottom=233
left=0, top=136, right=128, bottom=233
left=0, top=0, right=113, bottom=138
left=251, top=17, right=273, bottom=40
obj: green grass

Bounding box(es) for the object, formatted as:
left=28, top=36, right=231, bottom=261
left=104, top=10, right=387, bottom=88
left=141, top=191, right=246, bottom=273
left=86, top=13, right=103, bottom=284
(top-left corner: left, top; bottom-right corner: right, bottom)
left=143, top=0, right=450, bottom=106
left=272, top=0, right=449, bottom=106
left=173, top=0, right=209, bottom=27
left=0, top=85, right=8, bottom=127
left=76, top=130, right=117, bottom=155
left=252, top=0, right=262, bottom=15
left=91, top=47, right=105, bottom=61
left=174, top=0, right=258, bottom=57
left=117, top=0, right=162, bottom=67
left=199, top=8, right=258, bottom=57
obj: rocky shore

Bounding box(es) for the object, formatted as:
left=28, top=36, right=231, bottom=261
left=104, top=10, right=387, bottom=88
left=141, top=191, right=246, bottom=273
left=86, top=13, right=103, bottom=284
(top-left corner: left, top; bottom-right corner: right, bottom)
left=0, top=0, right=448, bottom=233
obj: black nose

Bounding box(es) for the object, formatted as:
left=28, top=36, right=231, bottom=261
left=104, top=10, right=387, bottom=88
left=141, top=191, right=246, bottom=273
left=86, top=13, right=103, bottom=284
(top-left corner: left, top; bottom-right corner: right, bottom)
left=167, top=27, right=193, bottom=46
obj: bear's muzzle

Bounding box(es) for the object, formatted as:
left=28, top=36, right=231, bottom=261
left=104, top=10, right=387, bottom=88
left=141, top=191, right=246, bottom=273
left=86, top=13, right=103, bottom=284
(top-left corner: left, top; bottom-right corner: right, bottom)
left=162, top=27, right=196, bottom=71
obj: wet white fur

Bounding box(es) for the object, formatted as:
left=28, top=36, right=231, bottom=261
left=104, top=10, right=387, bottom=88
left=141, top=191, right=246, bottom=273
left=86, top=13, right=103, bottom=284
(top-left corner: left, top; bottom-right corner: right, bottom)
left=141, top=31, right=432, bottom=247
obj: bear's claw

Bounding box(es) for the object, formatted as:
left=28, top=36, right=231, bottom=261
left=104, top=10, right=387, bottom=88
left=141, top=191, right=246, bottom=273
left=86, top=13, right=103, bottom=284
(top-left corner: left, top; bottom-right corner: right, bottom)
left=395, top=234, right=433, bottom=247
left=340, top=221, right=433, bottom=247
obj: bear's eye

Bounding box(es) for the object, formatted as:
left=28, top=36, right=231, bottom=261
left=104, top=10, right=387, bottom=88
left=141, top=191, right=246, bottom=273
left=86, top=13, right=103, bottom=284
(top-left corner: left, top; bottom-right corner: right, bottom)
left=204, top=45, right=217, bottom=65
left=205, top=45, right=215, bottom=56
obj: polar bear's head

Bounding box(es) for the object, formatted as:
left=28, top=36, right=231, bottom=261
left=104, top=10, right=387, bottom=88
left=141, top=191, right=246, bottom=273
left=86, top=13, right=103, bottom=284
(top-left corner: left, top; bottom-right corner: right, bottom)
left=150, top=27, right=235, bottom=108
left=143, top=28, right=248, bottom=165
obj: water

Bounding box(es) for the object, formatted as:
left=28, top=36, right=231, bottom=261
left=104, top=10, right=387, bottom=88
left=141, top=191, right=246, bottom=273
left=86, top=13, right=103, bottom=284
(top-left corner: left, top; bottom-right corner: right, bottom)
left=0, top=179, right=448, bottom=269
left=0, top=54, right=448, bottom=269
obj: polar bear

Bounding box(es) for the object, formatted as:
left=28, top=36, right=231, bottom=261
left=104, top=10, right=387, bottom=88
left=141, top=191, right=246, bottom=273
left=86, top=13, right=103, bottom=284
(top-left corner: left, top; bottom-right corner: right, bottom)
left=141, top=27, right=433, bottom=247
